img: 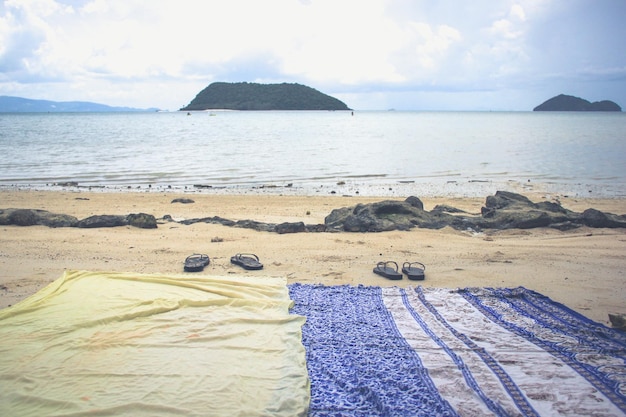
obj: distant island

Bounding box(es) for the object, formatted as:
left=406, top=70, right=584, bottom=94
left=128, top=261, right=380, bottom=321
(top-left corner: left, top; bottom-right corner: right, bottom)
left=0, top=96, right=158, bottom=112
left=533, top=94, right=621, bottom=111
left=181, top=82, right=351, bottom=111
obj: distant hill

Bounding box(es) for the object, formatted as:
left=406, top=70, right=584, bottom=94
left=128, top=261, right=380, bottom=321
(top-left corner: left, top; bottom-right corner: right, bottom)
left=533, top=94, right=621, bottom=111
left=181, top=82, right=351, bottom=111
left=0, top=96, right=158, bottom=112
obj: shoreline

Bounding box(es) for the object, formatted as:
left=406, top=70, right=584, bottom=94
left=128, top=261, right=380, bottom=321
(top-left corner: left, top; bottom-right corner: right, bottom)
left=1, top=188, right=625, bottom=326
left=2, top=176, right=626, bottom=199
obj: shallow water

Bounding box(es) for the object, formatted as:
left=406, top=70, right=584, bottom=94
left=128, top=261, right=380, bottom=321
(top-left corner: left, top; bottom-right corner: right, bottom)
left=0, top=111, right=624, bottom=197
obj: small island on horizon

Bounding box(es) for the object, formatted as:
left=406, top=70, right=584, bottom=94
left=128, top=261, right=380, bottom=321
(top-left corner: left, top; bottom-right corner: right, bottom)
left=0, top=96, right=157, bottom=113
left=534, top=94, right=621, bottom=111
left=180, top=82, right=351, bottom=111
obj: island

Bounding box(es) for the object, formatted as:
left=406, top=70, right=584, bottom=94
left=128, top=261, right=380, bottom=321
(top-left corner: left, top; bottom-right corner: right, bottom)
left=0, top=96, right=157, bottom=112
left=533, top=94, right=621, bottom=111
left=180, top=82, right=351, bottom=111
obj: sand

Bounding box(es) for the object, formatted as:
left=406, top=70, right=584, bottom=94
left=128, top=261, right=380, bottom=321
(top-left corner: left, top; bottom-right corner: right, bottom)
left=0, top=189, right=625, bottom=325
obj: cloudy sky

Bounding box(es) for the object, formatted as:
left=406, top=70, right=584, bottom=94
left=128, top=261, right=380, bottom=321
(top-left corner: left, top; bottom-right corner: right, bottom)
left=1, top=0, right=625, bottom=111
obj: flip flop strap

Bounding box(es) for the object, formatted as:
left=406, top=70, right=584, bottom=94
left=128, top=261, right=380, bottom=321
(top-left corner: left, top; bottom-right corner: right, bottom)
left=237, top=253, right=259, bottom=261
left=378, top=261, right=398, bottom=271
left=404, top=261, right=425, bottom=270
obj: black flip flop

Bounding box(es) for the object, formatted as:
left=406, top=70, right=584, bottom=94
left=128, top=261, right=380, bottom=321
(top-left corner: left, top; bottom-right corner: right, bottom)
left=184, top=254, right=210, bottom=272
left=231, top=253, right=263, bottom=270
left=402, top=261, right=426, bottom=280
left=373, top=261, right=402, bottom=280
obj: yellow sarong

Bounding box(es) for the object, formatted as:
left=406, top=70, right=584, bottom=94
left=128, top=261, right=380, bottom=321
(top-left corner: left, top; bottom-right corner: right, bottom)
left=0, top=270, right=310, bottom=416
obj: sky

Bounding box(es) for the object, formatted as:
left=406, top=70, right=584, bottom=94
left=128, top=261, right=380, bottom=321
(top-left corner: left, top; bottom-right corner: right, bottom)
left=1, top=0, right=625, bottom=111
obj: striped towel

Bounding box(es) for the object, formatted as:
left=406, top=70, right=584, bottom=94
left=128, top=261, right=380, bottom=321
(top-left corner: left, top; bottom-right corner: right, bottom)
left=289, top=284, right=626, bottom=417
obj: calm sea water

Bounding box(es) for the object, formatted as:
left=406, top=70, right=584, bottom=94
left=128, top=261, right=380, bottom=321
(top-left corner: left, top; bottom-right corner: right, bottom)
left=1, top=111, right=625, bottom=197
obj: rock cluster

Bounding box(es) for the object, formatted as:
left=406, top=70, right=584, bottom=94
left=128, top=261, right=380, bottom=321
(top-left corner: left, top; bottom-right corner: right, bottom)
left=324, top=191, right=626, bottom=232
left=1, top=191, right=624, bottom=233
left=0, top=209, right=157, bottom=229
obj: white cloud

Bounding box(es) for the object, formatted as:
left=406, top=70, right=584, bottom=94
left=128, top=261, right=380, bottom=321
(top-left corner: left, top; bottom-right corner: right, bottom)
left=409, top=22, right=462, bottom=70
left=0, top=0, right=624, bottom=110
left=510, top=4, right=526, bottom=21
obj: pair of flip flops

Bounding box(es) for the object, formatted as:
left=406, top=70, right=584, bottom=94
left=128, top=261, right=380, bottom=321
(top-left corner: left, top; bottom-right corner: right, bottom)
left=373, top=261, right=426, bottom=281
left=184, top=253, right=264, bottom=272
left=230, top=253, right=264, bottom=270
left=184, top=254, right=210, bottom=272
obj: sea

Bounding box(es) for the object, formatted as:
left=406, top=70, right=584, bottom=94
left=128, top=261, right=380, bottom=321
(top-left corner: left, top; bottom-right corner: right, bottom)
left=1, top=110, right=625, bottom=198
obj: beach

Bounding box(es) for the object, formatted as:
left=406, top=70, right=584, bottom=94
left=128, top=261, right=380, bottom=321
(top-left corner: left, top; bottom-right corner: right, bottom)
left=1, top=189, right=625, bottom=325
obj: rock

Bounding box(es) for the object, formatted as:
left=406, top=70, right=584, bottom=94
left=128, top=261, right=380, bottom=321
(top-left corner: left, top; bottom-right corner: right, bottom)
left=126, top=213, right=157, bottom=229
left=581, top=209, right=626, bottom=228
left=7, top=209, right=38, bottom=226
left=324, top=191, right=626, bottom=233
left=234, top=219, right=275, bottom=233
left=608, top=313, right=626, bottom=330
left=0, top=208, right=77, bottom=227
left=2, top=191, right=625, bottom=234
left=323, top=206, right=353, bottom=229
left=432, top=204, right=467, bottom=214
left=326, top=199, right=452, bottom=232
left=485, top=191, right=535, bottom=209
left=171, top=198, right=195, bottom=204
left=305, top=224, right=327, bottom=233
left=77, top=215, right=128, bottom=228
left=477, top=191, right=577, bottom=230
left=38, top=212, right=79, bottom=228
left=484, top=210, right=553, bottom=230
left=275, top=222, right=306, bottom=234
left=405, top=196, right=424, bottom=210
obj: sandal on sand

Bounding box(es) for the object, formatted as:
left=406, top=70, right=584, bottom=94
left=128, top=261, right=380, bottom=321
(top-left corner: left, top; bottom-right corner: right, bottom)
left=402, top=261, right=426, bottom=280
left=184, top=254, right=210, bottom=272
left=373, top=261, right=402, bottom=280
left=231, top=253, right=263, bottom=270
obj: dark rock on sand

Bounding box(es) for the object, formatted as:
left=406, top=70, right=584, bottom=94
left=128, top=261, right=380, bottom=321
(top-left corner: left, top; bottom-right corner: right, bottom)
left=581, top=208, right=626, bottom=228
left=179, top=216, right=235, bottom=227
left=179, top=216, right=315, bottom=234
left=76, top=213, right=157, bottom=229
left=608, top=313, right=626, bottom=330
left=77, top=215, right=128, bottom=228
left=324, top=191, right=626, bottom=232
left=305, top=224, right=327, bottom=233
left=234, top=219, right=275, bottom=233
left=325, top=196, right=457, bottom=232
left=171, top=198, right=195, bottom=204
left=0, top=208, right=78, bottom=227
left=4, top=209, right=38, bottom=226
left=432, top=204, right=468, bottom=214
left=275, top=222, right=306, bottom=234
left=405, top=196, right=424, bottom=210
left=127, top=213, right=158, bottom=229
left=2, top=191, right=625, bottom=233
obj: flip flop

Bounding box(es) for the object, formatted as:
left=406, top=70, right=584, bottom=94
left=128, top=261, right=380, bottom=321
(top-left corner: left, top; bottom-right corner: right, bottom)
left=184, top=254, right=210, bottom=272
left=373, top=261, right=402, bottom=280
left=231, top=253, right=263, bottom=270
left=402, top=261, right=426, bottom=280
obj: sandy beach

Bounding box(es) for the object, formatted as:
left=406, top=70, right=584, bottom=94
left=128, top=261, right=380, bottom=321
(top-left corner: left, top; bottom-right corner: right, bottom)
left=1, top=189, right=625, bottom=325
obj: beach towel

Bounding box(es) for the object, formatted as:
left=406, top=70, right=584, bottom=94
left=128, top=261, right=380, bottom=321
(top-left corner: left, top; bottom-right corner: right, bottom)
left=289, top=284, right=626, bottom=417
left=0, top=270, right=309, bottom=417
left=3, top=273, right=625, bottom=417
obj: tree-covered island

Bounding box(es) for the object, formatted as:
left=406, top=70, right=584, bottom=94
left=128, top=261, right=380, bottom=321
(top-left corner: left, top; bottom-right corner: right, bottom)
left=180, top=82, right=351, bottom=111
